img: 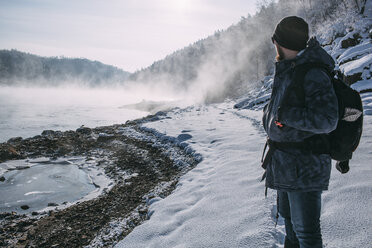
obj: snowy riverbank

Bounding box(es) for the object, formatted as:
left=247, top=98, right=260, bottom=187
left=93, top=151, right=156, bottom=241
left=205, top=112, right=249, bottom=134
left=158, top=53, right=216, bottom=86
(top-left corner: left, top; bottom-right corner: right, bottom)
left=114, top=101, right=371, bottom=248
left=0, top=117, right=200, bottom=247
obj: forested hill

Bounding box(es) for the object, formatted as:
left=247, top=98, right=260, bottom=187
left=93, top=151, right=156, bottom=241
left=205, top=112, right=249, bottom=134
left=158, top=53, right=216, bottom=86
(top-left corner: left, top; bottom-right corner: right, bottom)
left=1, top=0, right=368, bottom=97
left=0, top=49, right=130, bottom=87
left=129, top=0, right=369, bottom=103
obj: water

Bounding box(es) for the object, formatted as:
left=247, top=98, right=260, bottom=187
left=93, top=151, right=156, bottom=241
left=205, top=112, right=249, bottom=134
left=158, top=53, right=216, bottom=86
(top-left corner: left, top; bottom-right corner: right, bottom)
left=0, top=86, right=157, bottom=142
left=0, top=86, right=179, bottom=212
left=0, top=158, right=97, bottom=213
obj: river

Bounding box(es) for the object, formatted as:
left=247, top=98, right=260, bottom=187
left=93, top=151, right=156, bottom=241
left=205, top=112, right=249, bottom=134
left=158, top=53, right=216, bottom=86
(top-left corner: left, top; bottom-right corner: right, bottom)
left=0, top=86, right=157, bottom=142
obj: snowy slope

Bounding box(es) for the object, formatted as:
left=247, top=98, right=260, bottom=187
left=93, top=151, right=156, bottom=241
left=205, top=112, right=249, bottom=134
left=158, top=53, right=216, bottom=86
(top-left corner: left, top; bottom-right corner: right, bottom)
left=114, top=7, right=372, bottom=248
left=115, top=102, right=282, bottom=247
left=115, top=101, right=371, bottom=248
left=235, top=7, right=372, bottom=111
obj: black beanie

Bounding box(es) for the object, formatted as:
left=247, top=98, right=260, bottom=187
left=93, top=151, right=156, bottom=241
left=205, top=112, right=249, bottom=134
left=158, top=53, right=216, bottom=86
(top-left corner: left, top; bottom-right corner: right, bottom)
left=272, top=16, right=309, bottom=51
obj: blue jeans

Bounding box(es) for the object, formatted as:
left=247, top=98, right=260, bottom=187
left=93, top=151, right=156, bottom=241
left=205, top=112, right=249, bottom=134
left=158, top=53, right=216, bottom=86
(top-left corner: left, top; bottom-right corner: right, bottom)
left=278, top=190, right=323, bottom=248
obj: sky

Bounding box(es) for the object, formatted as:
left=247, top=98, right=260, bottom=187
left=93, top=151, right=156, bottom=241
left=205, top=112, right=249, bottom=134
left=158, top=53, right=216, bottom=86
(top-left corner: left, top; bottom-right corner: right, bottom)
left=0, top=0, right=258, bottom=72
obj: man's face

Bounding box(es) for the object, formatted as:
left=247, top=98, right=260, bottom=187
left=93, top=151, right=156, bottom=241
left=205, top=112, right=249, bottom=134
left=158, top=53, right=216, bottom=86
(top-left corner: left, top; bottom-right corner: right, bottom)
left=274, top=43, right=285, bottom=61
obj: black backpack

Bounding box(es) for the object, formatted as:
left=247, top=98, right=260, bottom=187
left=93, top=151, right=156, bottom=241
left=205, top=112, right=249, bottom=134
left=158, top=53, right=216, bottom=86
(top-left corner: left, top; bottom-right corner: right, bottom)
left=289, top=62, right=364, bottom=173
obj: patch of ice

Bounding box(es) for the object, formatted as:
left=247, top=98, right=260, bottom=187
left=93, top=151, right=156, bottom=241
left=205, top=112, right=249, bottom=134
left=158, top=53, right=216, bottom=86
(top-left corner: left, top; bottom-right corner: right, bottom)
left=0, top=156, right=113, bottom=213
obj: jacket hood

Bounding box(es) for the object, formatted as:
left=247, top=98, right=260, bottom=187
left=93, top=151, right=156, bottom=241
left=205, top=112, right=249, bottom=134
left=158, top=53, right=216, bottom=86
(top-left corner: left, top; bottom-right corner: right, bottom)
left=275, top=37, right=335, bottom=74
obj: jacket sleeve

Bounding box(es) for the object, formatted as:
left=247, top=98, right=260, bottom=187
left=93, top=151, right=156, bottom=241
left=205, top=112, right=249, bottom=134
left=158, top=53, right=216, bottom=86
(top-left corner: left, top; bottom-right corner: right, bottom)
left=278, top=69, right=339, bottom=134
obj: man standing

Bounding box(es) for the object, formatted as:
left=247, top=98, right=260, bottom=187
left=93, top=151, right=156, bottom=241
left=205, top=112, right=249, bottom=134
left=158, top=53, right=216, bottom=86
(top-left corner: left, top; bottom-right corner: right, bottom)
left=262, top=16, right=339, bottom=248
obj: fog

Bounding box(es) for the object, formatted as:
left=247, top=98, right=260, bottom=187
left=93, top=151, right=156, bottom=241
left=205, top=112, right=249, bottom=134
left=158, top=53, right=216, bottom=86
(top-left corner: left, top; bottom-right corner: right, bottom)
left=127, top=0, right=361, bottom=104
left=0, top=0, right=362, bottom=141
left=0, top=85, right=179, bottom=142
left=0, top=85, right=179, bottom=107
left=2, top=0, right=355, bottom=106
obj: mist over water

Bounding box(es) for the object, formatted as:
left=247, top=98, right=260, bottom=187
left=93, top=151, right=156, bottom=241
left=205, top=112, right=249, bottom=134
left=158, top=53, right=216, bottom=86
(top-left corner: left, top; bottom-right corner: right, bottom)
left=0, top=85, right=184, bottom=142
left=1, top=0, right=358, bottom=142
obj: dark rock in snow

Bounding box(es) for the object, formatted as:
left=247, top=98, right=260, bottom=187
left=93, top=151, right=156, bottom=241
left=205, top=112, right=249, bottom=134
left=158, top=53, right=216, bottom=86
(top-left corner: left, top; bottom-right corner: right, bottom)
left=155, top=111, right=167, bottom=116
left=0, top=176, right=5, bottom=182
left=181, top=129, right=192, bottom=133
left=179, top=142, right=189, bottom=149
left=20, top=205, right=29, bottom=210
left=47, top=203, right=59, bottom=207
left=177, top=134, right=192, bottom=142
left=341, top=33, right=361, bottom=48
left=344, top=72, right=362, bottom=85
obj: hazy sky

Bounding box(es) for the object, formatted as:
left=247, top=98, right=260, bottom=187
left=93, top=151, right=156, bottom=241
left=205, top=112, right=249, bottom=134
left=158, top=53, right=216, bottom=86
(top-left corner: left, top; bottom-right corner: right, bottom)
left=0, top=0, right=258, bottom=72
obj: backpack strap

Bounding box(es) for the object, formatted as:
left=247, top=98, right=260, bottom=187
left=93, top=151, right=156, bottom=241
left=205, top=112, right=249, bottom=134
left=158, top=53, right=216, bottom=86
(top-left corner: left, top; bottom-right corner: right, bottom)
left=292, top=62, right=334, bottom=103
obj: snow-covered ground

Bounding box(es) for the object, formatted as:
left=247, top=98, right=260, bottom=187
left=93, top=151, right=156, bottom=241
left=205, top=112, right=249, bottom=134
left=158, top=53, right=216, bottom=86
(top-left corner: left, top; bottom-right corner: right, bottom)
left=114, top=7, right=372, bottom=248
left=114, top=100, right=371, bottom=248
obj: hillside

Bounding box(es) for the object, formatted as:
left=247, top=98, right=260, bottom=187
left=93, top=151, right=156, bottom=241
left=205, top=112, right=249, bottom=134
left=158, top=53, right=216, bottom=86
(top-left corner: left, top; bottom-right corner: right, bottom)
left=0, top=50, right=130, bottom=87
left=128, top=0, right=370, bottom=104
left=235, top=0, right=371, bottom=111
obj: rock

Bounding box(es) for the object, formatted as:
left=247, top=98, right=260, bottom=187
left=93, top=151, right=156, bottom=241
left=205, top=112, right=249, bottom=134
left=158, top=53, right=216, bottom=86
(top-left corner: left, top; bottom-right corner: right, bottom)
left=97, top=133, right=115, bottom=142
left=138, top=208, right=147, bottom=215
left=47, top=203, right=59, bottom=207
left=179, top=142, right=189, bottom=149
left=41, top=130, right=55, bottom=136
left=18, top=235, right=27, bottom=242
left=344, top=72, right=362, bottom=85
left=20, top=205, right=30, bottom=210
left=31, top=212, right=39, bottom=216
left=155, top=111, right=167, bottom=116
left=341, top=33, right=361, bottom=49
left=177, top=133, right=192, bottom=142
left=0, top=176, right=5, bottom=182
left=76, top=126, right=92, bottom=135
left=7, top=137, right=23, bottom=144
left=55, top=147, right=69, bottom=156
left=8, top=147, right=19, bottom=155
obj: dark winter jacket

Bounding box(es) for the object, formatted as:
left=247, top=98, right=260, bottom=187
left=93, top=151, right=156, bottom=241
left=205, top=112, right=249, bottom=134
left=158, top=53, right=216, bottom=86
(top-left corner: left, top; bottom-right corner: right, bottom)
left=262, top=37, right=339, bottom=192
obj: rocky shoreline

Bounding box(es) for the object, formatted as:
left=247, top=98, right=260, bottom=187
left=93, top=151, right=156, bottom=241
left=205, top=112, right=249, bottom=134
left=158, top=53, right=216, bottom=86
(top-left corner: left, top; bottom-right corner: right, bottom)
left=0, top=112, right=200, bottom=247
